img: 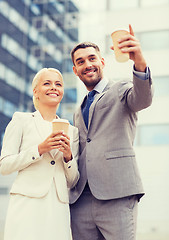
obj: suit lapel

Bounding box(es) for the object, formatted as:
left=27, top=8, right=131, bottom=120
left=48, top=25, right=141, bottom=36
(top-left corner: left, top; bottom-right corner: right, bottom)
left=88, top=81, right=114, bottom=129
left=77, top=81, right=114, bottom=131
left=76, top=96, right=88, bottom=133
left=32, top=111, right=52, bottom=140
left=32, top=111, right=57, bottom=158
left=88, top=92, right=104, bottom=129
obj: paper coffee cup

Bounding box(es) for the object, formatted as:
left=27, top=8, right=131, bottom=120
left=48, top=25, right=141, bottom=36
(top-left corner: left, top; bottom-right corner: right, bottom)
left=111, top=30, right=129, bottom=63
left=52, top=119, right=69, bottom=135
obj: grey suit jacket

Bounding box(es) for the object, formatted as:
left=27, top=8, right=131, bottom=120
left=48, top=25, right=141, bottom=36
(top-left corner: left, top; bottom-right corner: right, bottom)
left=69, top=73, right=153, bottom=204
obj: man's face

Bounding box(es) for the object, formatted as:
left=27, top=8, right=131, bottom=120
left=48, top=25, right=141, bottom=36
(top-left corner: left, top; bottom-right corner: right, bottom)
left=72, top=47, right=105, bottom=91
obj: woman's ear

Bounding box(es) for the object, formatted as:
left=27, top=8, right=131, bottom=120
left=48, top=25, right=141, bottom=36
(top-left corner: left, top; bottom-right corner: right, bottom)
left=33, top=88, right=38, bottom=99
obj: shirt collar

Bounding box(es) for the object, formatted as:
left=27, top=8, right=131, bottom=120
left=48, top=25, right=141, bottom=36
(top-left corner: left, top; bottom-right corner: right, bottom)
left=93, top=77, right=109, bottom=94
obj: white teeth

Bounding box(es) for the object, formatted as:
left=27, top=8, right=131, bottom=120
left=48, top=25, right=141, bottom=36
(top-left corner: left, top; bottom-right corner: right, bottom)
left=84, top=68, right=96, bottom=74
left=48, top=93, right=58, bottom=96
left=85, top=70, right=94, bottom=74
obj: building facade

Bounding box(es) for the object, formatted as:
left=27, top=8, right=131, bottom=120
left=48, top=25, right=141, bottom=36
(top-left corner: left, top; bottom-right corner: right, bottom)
left=103, top=1, right=169, bottom=239
left=0, top=0, right=79, bottom=148
left=0, top=0, right=80, bottom=238
left=74, top=0, right=169, bottom=239
left=1, top=0, right=169, bottom=239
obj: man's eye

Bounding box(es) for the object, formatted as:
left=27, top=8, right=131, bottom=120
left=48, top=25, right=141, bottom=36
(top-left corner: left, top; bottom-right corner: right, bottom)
left=77, top=60, right=84, bottom=65
left=44, top=82, right=49, bottom=85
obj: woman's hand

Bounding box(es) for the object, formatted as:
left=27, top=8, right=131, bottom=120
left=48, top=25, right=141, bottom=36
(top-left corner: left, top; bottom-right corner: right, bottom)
left=55, top=132, right=72, bottom=163
left=38, top=131, right=72, bottom=162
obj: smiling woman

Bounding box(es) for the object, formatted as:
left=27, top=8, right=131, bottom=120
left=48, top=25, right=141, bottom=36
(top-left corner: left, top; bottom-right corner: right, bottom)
left=0, top=68, right=79, bottom=240
left=32, top=68, right=64, bottom=115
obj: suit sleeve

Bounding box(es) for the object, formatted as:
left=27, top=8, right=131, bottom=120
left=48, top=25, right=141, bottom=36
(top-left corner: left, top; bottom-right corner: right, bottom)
left=0, top=112, right=41, bottom=175
left=119, top=70, right=153, bottom=112
left=63, top=126, right=80, bottom=189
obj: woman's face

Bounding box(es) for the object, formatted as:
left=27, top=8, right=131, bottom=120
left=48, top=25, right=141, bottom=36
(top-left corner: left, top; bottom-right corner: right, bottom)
left=33, top=70, right=64, bottom=108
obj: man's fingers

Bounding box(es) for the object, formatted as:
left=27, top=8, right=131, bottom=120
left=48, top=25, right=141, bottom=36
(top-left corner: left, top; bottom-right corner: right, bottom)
left=129, top=24, right=134, bottom=36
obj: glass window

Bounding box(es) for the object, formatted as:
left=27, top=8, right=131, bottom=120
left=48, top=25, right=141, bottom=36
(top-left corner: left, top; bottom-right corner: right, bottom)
left=110, top=0, right=138, bottom=10
left=5, top=68, right=16, bottom=88
left=0, top=187, right=8, bottom=195
left=25, top=81, right=33, bottom=97
left=0, top=96, right=4, bottom=111
left=8, top=7, right=29, bottom=35
left=29, top=26, right=38, bottom=42
left=9, top=8, right=20, bottom=25
left=135, top=124, right=169, bottom=146
left=62, top=88, right=77, bottom=103
left=0, top=63, right=5, bottom=79
left=0, top=1, right=9, bottom=18
left=0, top=63, right=25, bottom=92
left=1, top=34, right=7, bottom=48
left=52, top=2, right=64, bottom=13
left=139, top=30, right=169, bottom=51
left=54, top=48, right=62, bottom=63
left=55, top=25, right=64, bottom=38
left=4, top=100, right=16, bottom=118
left=7, top=37, right=18, bottom=55
left=153, top=76, right=169, bottom=97
left=27, top=55, right=38, bottom=71
left=48, top=19, right=57, bottom=31
left=22, top=0, right=31, bottom=7
left=17, top=77, right=25, bottom=93
left=31, top=4, right=41, bottom=15
left=18, top=18, right=29, bottom=35
left=141, top=0, right=169, bottom=7
left=2, top=34, right=28, bottom=63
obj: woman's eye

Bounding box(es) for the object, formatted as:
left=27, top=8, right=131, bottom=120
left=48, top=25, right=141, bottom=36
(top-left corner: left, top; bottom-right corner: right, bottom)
left=44, top=82, right=49, bottom=85
left=56, top=83, right=62, bottom=86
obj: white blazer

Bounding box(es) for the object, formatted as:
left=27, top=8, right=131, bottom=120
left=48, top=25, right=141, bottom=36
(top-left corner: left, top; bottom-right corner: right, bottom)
left=0, top=111, right=79, bottom=203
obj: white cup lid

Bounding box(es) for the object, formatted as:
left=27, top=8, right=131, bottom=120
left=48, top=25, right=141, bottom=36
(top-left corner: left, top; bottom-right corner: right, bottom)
left=52, top=119, right=69, bottom=124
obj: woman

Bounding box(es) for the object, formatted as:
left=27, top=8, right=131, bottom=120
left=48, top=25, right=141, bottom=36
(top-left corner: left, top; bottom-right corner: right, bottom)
left=0, top=68, right=79, bottom=240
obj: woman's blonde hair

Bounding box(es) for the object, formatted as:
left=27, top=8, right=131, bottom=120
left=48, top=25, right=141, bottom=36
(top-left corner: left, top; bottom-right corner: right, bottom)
left=32, top=68, right=63, bottom=110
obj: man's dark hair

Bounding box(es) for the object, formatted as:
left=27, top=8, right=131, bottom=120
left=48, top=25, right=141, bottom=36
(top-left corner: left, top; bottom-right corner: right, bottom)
left=71, top=42, right=101, bottom=65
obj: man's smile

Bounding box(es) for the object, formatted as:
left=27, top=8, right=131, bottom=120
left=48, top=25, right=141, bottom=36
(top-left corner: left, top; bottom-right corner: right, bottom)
left=83, top=67, right=97, bottom=76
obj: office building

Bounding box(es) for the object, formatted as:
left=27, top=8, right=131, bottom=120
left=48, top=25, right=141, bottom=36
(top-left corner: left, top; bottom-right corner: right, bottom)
left=0, top=0, right=79, bottom=148
left=0, top=0, right=79, bottom=237
left=73, top=0, right=169, bottom=239
left=103, top=1, right=169, bottom=239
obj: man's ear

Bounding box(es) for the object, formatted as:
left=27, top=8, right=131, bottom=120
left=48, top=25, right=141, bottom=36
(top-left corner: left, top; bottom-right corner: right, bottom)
left=101, top=58, right=105, bottom=68
left=73, top=65, right=78, bottom=76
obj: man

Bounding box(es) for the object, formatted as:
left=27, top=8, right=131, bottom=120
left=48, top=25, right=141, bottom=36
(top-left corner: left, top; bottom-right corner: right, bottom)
left=69, top=24, right=153, bottom=240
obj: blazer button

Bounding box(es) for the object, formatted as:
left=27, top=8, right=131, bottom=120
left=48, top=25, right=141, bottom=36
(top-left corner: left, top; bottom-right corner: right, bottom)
left=87, top=138, right=91, bottom=142
left=50, top=160, right=55, bottom=165
left=32, top=157, right=35, bottom=160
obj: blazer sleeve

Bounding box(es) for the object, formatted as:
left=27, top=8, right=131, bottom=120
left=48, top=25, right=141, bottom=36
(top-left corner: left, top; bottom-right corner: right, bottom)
left=0, top=112, right=41, bottom=175
left=119, top=71, right=153, bottom=112
left=63, top=126, right=80, bottom=189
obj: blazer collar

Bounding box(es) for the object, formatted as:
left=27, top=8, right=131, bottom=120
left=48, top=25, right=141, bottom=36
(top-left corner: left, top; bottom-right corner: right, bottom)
left=32, top=110, right=52, bottom=140
left=78, top=80, right=115, bottom=131
left=32, top=111, right=58, bottom=158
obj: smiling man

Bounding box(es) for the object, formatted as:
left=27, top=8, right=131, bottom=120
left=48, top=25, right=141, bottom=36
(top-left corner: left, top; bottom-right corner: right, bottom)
left=69, top=25, right=153, bottom=240
left=72, top=46, right=105, bottom=91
